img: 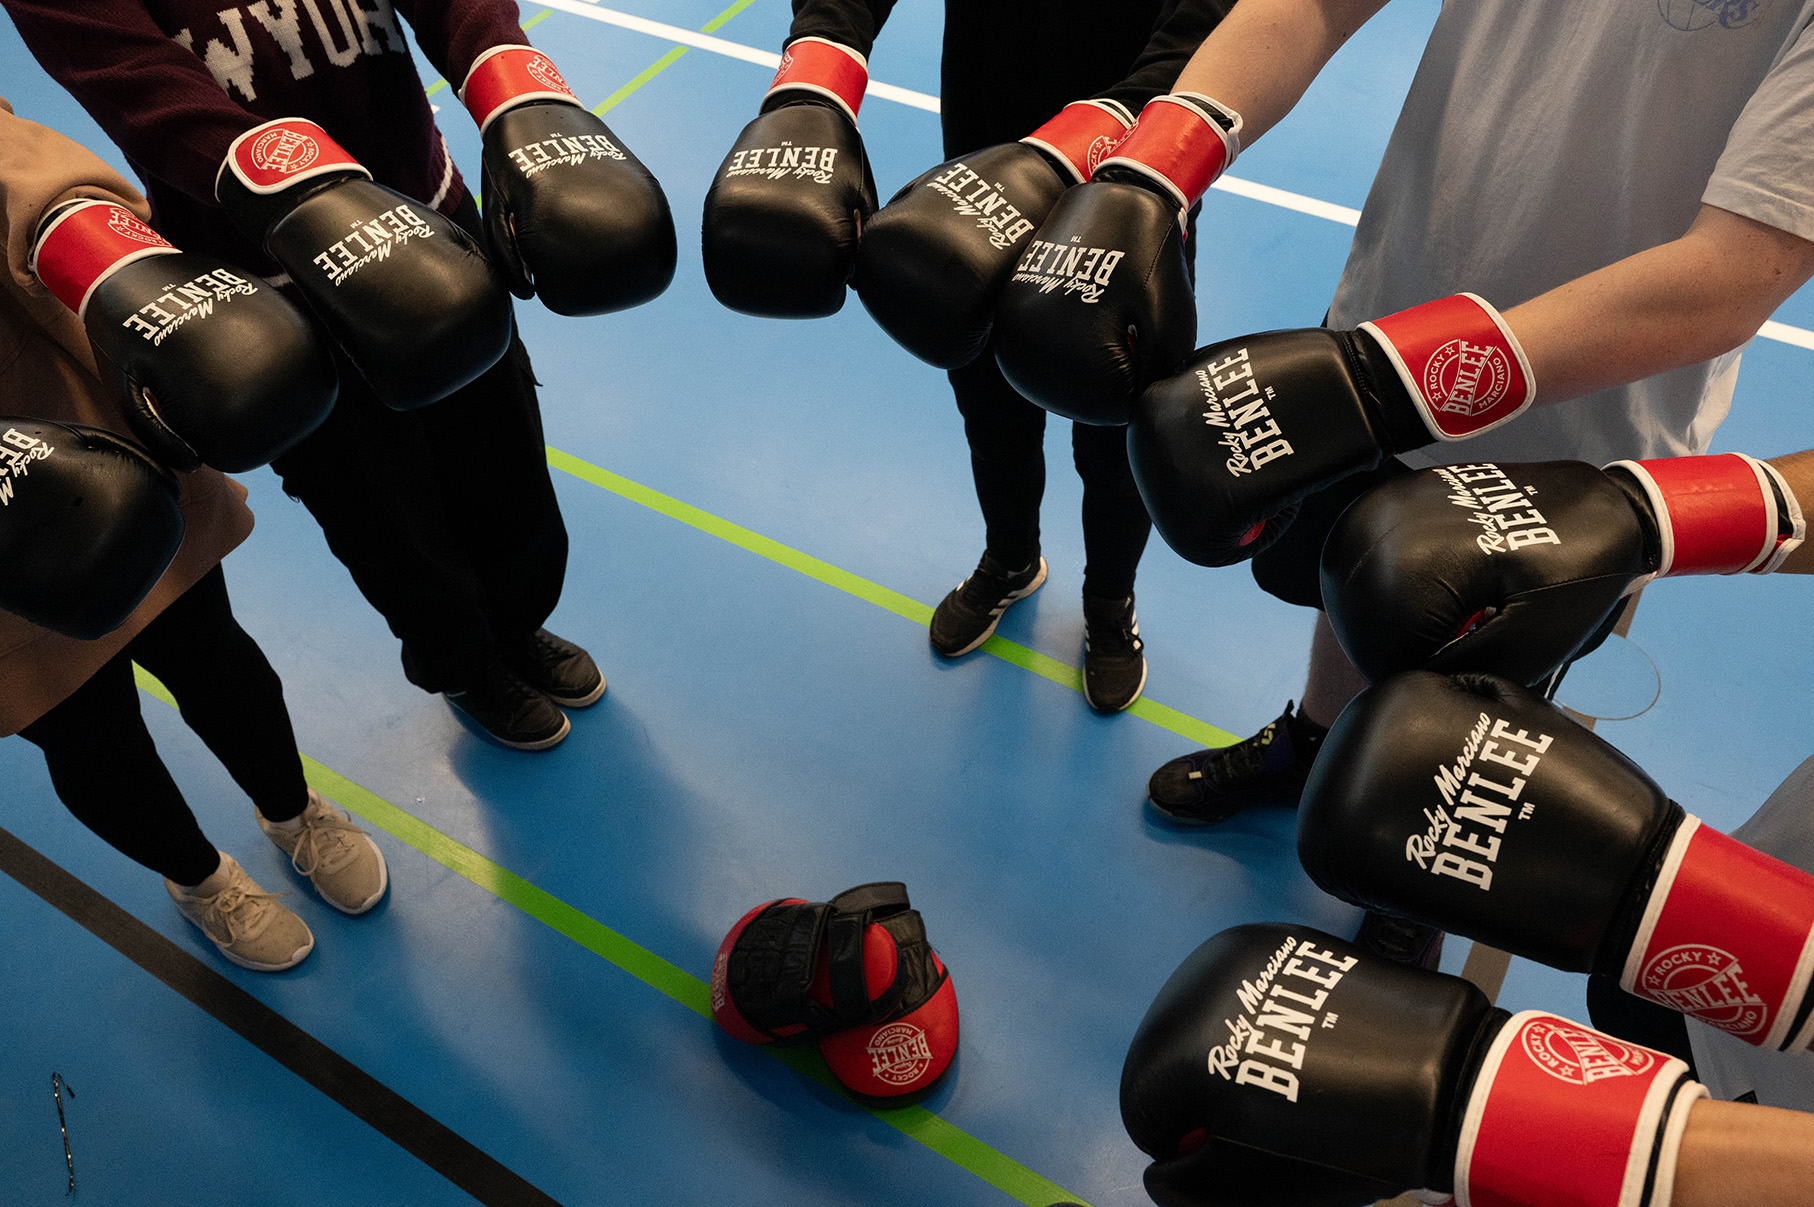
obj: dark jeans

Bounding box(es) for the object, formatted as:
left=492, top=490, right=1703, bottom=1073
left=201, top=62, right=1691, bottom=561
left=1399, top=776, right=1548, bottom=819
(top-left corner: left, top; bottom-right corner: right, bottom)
left=268, top=193, right=568, bottom=694
left=18, top=567, right=308, bottom=886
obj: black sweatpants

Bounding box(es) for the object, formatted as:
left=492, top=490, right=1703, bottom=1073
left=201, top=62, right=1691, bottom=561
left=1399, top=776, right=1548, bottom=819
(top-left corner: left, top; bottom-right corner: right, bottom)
left=939, top=0, right=1190, bottom=601
left=18, top=567, right=308, bottom=887
left=269, top=192, right=569, bottom=694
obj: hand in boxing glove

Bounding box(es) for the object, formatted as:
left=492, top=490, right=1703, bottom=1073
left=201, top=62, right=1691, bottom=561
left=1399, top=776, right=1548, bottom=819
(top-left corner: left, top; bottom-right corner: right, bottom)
left=29, top=200, right=336, bottom=473
left=0, top=419, right=184, bottom=640
left=709, top=882, right=958, bottom=1098
left=991, top=93, right=1241, bottom=424
left=701, top=38, right=876, bottom=319
left=215, top=118, right=511, bottom=410
left=459, top=45, right=675, bottom=316
left=1321, top=455, right=1805, bottom=685
left=1124, top=922, right=1706, bottom=1207
left=1130, top=293, right=1537, bottom=567
left=1301, top=671, right=1814, bottom=1051
left=855, top=99, right=1134, bottom=369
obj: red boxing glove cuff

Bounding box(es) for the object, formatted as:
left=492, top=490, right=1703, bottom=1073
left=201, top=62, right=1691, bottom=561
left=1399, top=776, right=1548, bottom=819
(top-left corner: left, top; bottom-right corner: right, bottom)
left=460, top=45, right=582, bottom=135
left=1456, top=1011, right=1705, bottom=1207
left=765, top=37, right=868, bottom=124
left=29, top=200, right=179, bottom=319
left=1020, top=99, right=1136, bottom=184
left=1360, top=293, right=1535, bottom=443
left=215, top=118, right=369, bottom=200
left=1620, top=816, right=1814, bottom=1051
left=1606, top=453, right=1806, bottom=578
left=1093, top=92, right=1242, bottom=212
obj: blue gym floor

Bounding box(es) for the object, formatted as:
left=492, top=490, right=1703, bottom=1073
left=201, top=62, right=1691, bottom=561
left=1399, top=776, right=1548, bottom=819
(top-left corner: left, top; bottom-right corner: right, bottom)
left=3, top=3, right=1811, bottom=1203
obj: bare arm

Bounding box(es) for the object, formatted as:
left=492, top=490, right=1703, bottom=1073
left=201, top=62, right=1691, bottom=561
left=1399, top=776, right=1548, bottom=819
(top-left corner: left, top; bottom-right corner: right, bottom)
left=1503, top=205, right=1814, bottom=407
left=1769, top=448, right=1814, bottom=573
left=1674, top=1099, right=1814, bottom=1205
left=1170, top=0, right=1389, bottom=146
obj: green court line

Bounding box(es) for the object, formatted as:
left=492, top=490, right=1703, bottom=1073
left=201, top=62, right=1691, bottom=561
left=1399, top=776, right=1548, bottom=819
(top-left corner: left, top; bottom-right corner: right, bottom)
left=130, top=664, right=1084, bottom=1206
left=545, top=447, right=1241, bottom=751
left=591, top=0, right=762, bottom=115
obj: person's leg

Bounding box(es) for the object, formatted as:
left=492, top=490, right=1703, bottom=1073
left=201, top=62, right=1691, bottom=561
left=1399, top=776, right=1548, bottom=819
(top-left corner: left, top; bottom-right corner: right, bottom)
left=1299, top=610, right=1374, bottom=729
left=928, top=354, right=1053, bottom=656
left=1072, top=420, right=1152, bottom=711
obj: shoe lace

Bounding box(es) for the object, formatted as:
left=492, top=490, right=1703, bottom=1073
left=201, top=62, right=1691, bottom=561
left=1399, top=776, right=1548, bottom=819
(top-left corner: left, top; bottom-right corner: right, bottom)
left=207, top=882, right=282, bottom=942
left=289, top=807, right=368, bottom=877
left=1199, top=719, right=1281, bottom=789
left=1084, top=602, right=1141, bottom=657
left=955, top=563, right=1017, bottom=611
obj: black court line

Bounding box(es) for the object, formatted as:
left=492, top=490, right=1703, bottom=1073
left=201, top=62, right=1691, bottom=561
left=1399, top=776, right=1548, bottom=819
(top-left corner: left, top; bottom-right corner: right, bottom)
left=0, top=825, right=563, bottom=1207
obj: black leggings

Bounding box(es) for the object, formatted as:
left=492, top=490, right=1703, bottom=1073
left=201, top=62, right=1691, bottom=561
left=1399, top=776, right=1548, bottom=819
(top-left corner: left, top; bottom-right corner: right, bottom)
left=17, top=567, right=308, bottom=886
left=949, top=355, right=1151, bottom=599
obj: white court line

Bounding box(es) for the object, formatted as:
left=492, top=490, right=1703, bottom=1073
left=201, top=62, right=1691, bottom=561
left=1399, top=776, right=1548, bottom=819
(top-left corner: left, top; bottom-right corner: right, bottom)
left=545, top=0, right=1814, bottom=352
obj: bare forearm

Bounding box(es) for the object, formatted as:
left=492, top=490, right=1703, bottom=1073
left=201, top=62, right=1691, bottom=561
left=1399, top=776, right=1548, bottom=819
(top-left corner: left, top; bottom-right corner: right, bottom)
left=1171, top=0, right=1386, bottom=146
left=1503, top=205, right=1814, bottom=406
left=1673, top=1099, right=1814, bottom=1205
left=1769, top=448, right=1814, bottom=573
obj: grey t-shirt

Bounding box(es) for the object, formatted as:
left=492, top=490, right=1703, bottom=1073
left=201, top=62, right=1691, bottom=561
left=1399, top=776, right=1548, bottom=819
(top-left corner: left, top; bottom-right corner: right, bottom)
left=1688, top=751, right=1814, bottom=1108
left=1328, top=0, right=1814, bottom=470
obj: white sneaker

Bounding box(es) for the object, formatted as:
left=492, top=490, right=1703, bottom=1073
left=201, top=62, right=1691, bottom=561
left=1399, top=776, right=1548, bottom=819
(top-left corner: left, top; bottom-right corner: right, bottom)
left=166, top=853, right=315, bottom=971
left=259, top=790, right=389, bottom=915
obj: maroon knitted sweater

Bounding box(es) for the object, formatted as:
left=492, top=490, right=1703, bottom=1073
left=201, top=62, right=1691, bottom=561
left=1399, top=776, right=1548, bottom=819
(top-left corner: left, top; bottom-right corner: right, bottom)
left=3, top=0, right=528, bottom=271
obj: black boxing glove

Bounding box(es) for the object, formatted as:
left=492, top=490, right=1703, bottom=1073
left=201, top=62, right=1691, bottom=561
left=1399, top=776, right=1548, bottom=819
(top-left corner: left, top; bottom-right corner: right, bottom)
left=29, top=200, right=335, bottom=473
left=1124, top=922, right=1706, bottom=1207
left=215, top=118, right=511, bottom=410
left=459, top=45, right=676, bottom=316
left=1322, top=455, right=1805, bottom=685
left=0, top=418, right=183, bottom=640
left=992, top=92, right=1241, bottom=425
left=855, top=99, right=1133, bottom=369
left=702, top=37, right=878, bottom=318
left=1300, top=671, right=1814, bottom=1051
left=1129, top=294, right=1535, bottom=567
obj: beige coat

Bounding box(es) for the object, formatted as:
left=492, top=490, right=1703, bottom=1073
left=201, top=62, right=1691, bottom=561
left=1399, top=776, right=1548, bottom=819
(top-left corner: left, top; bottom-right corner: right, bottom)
left=0, top=98, right=253, bottom=737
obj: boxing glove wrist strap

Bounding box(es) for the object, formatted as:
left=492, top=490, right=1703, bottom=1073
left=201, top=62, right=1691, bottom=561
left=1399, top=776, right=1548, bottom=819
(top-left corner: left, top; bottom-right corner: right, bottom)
left=1093, top=92, right=1242, bottom=212
left=764, top=37, right=868, bottom=124
left=460, top=45, right=582, bottom=135
left=1619, top=815, right=1814, bottom=1051
left=1603, top=453, right=1805, bottom=578
left=1358, top=293, right=1536, bottom=445
left=29, top=200, right=180, bottom=320
left=1020, top=99, right=1136, bottom=184
left=1455, top=1011, right=1705, bottom=1207
left=215, top=117, right=369, bottom=201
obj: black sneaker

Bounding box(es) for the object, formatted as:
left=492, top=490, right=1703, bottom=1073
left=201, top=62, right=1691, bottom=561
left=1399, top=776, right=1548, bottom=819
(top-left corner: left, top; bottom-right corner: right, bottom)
left=1356, top=910, right=1445, bottom=970
left=445, top=660, right=571, bottom=751
left=506, top=628, right=605, bottom=708
left=1146, top=701, right=1325, bottom=824
left=1082, top=593, right=1145, bottom=713
left=928, top=553, right=1048, bottom=657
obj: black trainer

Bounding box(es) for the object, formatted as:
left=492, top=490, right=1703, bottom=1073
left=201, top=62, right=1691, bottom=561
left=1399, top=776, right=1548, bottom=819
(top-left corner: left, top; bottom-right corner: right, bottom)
left=1146, top=701, right=1326, bottom=824
left=1082, top=593, right=1145, bottom=713
left=507, top=628, right=605, bottom=708
left=928, top=553, right=1048, bottom=656
left=445, top=660, right=571, bottom=751
left=1355, top=910, right=1446, bottom=971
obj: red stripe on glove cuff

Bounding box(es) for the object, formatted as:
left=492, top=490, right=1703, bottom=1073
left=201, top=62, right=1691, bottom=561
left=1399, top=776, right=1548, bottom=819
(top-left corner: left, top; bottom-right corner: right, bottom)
left=461, top=45, right=581, bottom=135
left=1094, top=93, right=1238, bottom=212
left=1021, top=99, right=1136, bottom=184
left=218, top=118, right=368, bottom=198
left=1620, top=817, right=1814, bottom=1051
left=1613, top=453, right=1791, bottom=577
left=29, top=200, right=180, bottom=320
left=1360, top=293, right=1535, bottom=442
left=766, top=37, right=868, bottom=124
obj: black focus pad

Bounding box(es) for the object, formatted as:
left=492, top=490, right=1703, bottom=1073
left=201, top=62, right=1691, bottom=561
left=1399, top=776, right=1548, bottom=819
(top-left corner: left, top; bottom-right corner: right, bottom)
left=723, top=898, right=838, bottom=1039
left=824, top=882, right=912, bottom=1021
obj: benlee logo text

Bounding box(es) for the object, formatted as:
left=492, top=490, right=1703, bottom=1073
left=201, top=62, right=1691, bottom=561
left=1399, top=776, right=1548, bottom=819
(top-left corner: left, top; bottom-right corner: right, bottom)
left=923, top=162, right=1036, bottom=250
left=312, top=204, right=435, bottom=286
left=1432, top=463, right=1560, bottom=555
left=120, top=270, right=259, bottom=347
left=724, top=143, right=841, bottom=185
left=1405, top=710, right=1554, bottom=890
left=1207, top=934, right=1357, bottom=1103
left=1194, top=348, right=1293, bottom=477
left=506, top=133, right=626, bottom=178
left=0, top=428, right=55, bottom=508
left=1009, top=236, right=1123, bottom=302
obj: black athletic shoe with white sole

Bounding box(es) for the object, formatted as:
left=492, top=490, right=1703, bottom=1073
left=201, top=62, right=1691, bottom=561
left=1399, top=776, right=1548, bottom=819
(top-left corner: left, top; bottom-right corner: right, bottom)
left=507, top=628, right=605, bottom=708
left=1082, top=593, right=1145, bottom=713
left=1146, top=701, right=1326, bottom=824
left=445, top=660, right=570, bottom=751
left=929, top=553, right=1048, bottom=657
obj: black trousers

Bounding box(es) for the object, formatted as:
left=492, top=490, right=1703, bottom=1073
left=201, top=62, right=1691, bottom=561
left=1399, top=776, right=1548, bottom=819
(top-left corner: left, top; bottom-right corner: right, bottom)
left=939, top=2, right=1190, bottom=601
left=269, top=193, right=569, bottom=694
left=17, top=567, right=308, bottom=887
